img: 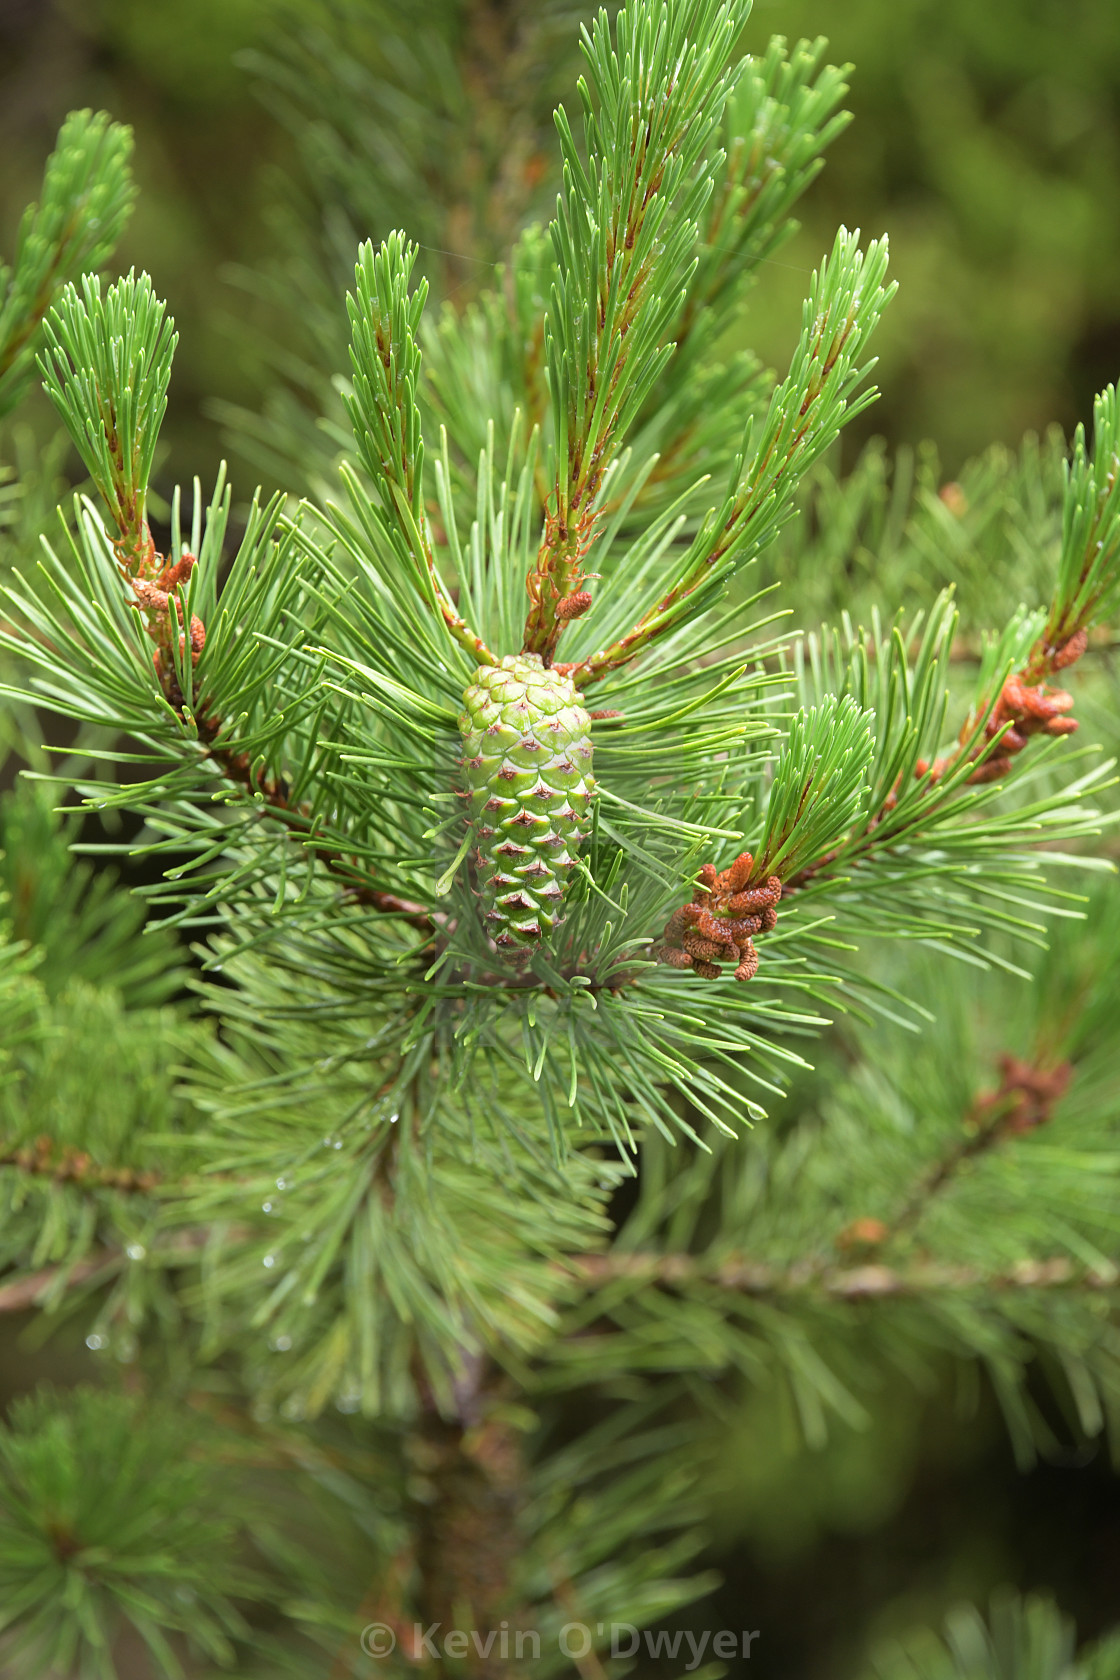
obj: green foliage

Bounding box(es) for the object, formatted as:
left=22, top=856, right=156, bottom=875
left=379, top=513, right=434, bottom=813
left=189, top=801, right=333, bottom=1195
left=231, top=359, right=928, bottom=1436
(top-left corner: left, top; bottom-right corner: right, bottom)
left=344, top=234, right=428, bottom=540
left=0, top=2, right=1119, bottom=1674
left=750, top=694, right=874, bottom=879
left=0, top=1386, right=249, bottom=1679
left=733, top=0, right=1120, bottom=465
left=759, top=425, right=1072, bottom=634
left=1045, top=383, right=1120, bottom=651
left=0, top=112, right=135, bottom=422
left=559, top=871, right=1120, bottom=1465
left=686, top=32, right=852, bottom=341
left=541, top=0, right=749, bottom=526
left=0, top=969, right=207, bottom=1334
left=862, top=1592, right=1120, bottom=1680
left=38, top=271, right=177, bottom=556
left=0, top=782, right=186, bottom=1007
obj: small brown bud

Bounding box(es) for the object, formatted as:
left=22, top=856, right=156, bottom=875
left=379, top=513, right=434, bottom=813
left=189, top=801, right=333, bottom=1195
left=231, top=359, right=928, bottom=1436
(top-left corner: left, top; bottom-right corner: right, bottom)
left=1051, top=627, right=1088, bottom=671
left=156, top=550, right=197, bottom=591
left=683, top=930, right=726, bottom=963
left=556, top=590, right=593, bottom=621
left=967, top=757, right=1013, bottom=784
left=726, top=851, right=754, bottom=893
left=836, top=1217, right=890, bottom=1249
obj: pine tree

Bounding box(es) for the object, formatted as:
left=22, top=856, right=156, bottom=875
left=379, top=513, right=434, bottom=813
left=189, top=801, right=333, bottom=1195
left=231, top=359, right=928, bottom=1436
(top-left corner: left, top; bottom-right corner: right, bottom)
left=1, top=3, right=1119, bottom=1675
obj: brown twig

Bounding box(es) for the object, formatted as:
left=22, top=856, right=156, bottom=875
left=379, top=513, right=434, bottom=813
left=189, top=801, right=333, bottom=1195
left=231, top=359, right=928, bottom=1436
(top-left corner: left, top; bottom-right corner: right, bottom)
left=0, top=1254, right=121, bottom=1314
left=884, top=1054, right=1073, bottom=1239
left=155, top=653, right=442, bottom=935
left=0, top=1135, right=159, bottom=1193
left=564, top=1250, right=1114, bottom=1300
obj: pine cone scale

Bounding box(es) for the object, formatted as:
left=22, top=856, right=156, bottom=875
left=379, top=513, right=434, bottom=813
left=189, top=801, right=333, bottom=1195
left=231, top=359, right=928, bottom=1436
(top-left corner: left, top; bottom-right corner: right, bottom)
left=460, top=655, right=595, bottom=954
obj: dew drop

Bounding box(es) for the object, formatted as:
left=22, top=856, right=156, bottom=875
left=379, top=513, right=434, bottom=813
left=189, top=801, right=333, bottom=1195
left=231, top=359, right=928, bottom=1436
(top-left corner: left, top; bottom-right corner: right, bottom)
left=86, top=1333, right=104, bottom=1350
left=125, top=1243, right=146, bottom=1261
left=262, top=1253, right=277, bottom=1269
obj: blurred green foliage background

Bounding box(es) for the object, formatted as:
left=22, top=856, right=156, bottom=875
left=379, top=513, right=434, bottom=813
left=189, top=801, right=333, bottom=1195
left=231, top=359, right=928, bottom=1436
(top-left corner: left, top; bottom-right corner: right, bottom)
left=3, top=0, right=1119, bottom=486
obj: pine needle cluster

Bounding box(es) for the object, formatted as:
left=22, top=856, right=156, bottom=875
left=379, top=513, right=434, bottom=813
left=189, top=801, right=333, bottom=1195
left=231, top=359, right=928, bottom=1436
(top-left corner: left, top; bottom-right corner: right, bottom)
left=0, top=2, right=1119, bottom=1674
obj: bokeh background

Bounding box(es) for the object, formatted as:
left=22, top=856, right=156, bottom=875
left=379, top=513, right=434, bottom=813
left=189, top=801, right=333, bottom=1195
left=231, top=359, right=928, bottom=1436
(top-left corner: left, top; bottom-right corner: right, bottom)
left=5, top=0, right=1120, bottom=485
left=3, top=1, right=1120, bottom=1674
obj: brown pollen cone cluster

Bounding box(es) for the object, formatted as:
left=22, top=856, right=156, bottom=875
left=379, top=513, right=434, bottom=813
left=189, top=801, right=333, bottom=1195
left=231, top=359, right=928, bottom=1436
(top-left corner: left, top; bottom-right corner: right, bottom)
left=658, top=851, right=781, bottom=982
left=918, top=628, right=1086, bottom=787
left=971, top=1052, right=1073, bottom=1138
left=129, top=547, right=206, bottom=688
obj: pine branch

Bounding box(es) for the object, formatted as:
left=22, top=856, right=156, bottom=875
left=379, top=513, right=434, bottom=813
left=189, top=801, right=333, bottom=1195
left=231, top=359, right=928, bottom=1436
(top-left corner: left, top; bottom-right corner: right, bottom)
left=656, top=695, right=874, bottom=981
left=860, top=1592, right=1113, bottom=1680
left=523, top=0, right=751, bottom=662
left=38, top=270, right=177, bottom=573
left=0, top=1388, right=254, bottom=1675
left=0, top=1133, right=158, bottom=1194
left=676, top=36, right=852, bottom=349
left=194, top=709, right=440, bottom=930
left=883, top=1054, right=1074, bottom=1238
left=750, top=695, right=875, bottom=880
left=567, top=226, right=894, bottom=684
left=769, top=579, right=1112, bottom=933
left=1031, top=382, right=1120, bottom=668
left=0, top=1254, right=119, bottom=1316
left=567, top=1250, right=1117, bottom=1299
left=0, top=110, right=135, bottom=419
left=344, top=234, right=498, bottom=664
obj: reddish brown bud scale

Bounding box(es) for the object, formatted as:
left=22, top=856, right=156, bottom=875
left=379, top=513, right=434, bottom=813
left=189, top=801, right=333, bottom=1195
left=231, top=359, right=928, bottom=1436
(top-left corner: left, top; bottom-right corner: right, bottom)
left=726, top=851, right=754, bottom=893
left=1051, top=627, right=1088, bottom=670
left=156, top=550, right=197, bottom=591
left=657, top=851, right=780, bottom=982
left=967, top=759, right=1013, bottom=785
left=556, top=590, right=593, bottom=621
left=683, top=931, right=726, bottom=963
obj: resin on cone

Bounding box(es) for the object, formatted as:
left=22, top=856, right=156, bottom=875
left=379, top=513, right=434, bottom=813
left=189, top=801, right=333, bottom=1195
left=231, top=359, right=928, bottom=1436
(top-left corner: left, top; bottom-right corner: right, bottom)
left=459, top=654, right=595, bottom=954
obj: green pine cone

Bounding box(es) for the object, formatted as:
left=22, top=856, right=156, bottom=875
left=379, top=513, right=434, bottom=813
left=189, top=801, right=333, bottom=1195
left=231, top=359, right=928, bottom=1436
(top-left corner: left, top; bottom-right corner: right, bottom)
left=459, top=654, right=595, bottom=955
